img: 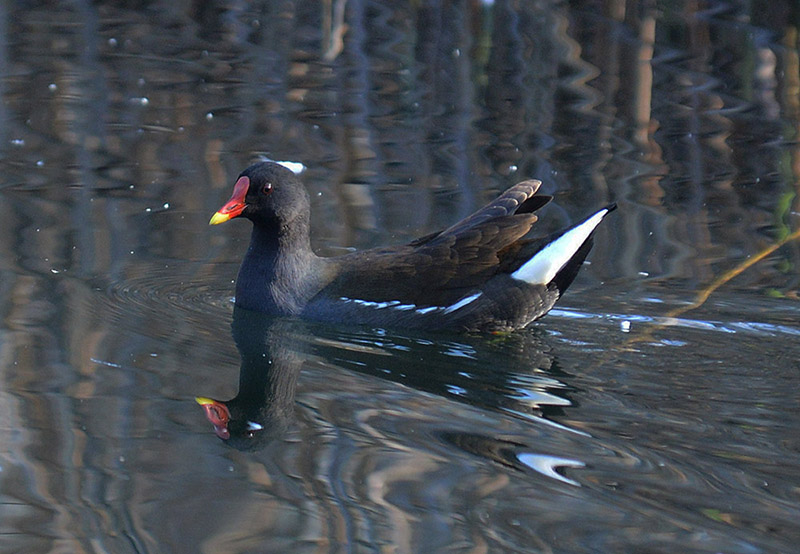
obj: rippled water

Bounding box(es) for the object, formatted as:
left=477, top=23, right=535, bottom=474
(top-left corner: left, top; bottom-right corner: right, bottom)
left=2, top=1, right=800, bottom=553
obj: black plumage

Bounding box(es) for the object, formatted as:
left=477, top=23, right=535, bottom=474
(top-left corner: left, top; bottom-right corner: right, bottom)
left=211, top=162, right=614, bottom=333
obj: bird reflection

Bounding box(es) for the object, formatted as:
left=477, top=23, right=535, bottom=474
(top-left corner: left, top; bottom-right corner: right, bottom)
left=196, top=307, right=306, bottom=450
left=197, top=306, right=578, bottom=453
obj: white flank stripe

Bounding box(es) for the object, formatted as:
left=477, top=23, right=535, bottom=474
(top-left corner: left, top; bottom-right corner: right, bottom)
left=511, top=208, right=609, bottom=285
left=339, top=293, right=484, bottom=316
left=340, top=297, right=417, bottom=311
left=443, top=292, right=482, bottom=314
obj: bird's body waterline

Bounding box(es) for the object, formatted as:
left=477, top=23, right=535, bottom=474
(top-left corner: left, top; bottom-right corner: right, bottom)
left=210, top=162, right=615, bottom=333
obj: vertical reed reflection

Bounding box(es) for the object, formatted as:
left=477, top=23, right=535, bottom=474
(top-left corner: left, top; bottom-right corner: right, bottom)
left=1, top=1, right=800, bottom=552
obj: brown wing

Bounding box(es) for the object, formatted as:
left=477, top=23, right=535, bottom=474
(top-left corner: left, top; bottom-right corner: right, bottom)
left=320, top=180, right=552, bottom=307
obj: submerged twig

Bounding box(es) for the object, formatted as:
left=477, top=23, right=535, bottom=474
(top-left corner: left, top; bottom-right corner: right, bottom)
left=617, top=225, right=800, bottom=351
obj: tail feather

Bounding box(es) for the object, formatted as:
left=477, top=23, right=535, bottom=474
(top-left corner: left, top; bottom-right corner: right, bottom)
left=551, top=236, right=594, bottom=294
left=510, top=204, right=614, bottom=286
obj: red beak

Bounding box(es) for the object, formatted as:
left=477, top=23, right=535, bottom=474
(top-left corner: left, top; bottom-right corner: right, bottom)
left=209, top=176, right=250, bottom=225
left=196, top=397, right=231, bottom=440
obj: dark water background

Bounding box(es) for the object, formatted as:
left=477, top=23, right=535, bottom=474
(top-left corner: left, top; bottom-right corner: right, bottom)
left=1, top=1, right=799, bottom=552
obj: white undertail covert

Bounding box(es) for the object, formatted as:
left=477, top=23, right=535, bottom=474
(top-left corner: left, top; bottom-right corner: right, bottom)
left=511, top=208, right=610, bottom=285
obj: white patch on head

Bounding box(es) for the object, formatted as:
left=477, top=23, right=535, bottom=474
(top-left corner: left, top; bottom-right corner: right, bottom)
left=276, top=160, right=306, bottom=174
left=511, top=208, right=609, bottom=285
left=254, top=156, right=307, bottom=174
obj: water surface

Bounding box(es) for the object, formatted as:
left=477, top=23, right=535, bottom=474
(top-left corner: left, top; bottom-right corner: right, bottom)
left=1, top=2, right=799, bottom=553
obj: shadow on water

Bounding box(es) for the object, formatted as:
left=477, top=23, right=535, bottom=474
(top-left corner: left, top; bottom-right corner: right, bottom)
left=196, top=306, right=585, bottom=484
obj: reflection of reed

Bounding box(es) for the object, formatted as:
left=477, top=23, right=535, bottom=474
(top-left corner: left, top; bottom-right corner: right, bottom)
left=3, top=1, right=797, bottom=291
left=2, top=3, right=800, bottom=550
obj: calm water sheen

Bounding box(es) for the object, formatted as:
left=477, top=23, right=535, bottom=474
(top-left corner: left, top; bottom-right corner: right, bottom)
left=2, top=1, right=800, bottom=553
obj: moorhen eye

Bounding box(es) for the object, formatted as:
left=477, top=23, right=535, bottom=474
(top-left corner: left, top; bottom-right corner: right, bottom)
left=262, top=182, right=273, bottom=194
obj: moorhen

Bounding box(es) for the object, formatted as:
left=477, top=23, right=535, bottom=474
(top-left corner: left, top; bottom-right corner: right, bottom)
left=210, top=162, right=615, bottom=333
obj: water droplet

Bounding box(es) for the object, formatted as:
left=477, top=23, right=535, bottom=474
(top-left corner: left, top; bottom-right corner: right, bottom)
left=620, top=320, right=631, bottom=333
left=205, top=112, right=214, bottom=120
left=108, top=38, right=118, bottom=47
left=48, top=83, right=57, bottom=92
left=162, top=202, right=170, bottom=209
left=10, top=138, right=24, bottom=146
left=36, top=160, right=44, bottom=167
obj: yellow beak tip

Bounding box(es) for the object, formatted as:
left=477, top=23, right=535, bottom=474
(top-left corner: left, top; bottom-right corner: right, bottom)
left=195, top=396, right=215, bottom=406
left=209, top=212, right=230, bottom=225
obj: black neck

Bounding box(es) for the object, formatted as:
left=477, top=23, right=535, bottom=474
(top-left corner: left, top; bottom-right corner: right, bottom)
left=235, top=216, right=320, bottom=314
